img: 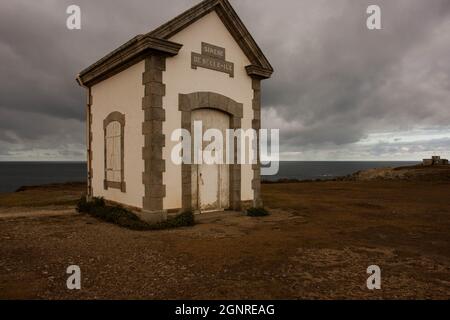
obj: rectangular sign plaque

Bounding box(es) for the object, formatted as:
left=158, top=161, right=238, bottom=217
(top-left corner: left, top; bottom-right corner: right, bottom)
left=202, top=42, right=226, bottom=59
left=191, top=42, right=234, bottom=77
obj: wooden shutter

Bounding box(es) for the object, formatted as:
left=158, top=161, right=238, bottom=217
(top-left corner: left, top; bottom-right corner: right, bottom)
left=105, top=121, right=122, bottom=182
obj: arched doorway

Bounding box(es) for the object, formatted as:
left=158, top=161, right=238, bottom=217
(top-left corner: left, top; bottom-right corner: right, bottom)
left=179, top=91, right=244, bottom=212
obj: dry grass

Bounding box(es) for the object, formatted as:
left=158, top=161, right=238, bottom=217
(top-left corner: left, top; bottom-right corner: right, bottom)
left=0, top=179, right=449, bottom=299
left=0, top=183, right=84, bottom=208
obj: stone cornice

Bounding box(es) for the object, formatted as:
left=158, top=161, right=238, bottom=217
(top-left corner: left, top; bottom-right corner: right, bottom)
left=77, top=36, right=182, bottom=87
left=245, top=65, right=273, bottom=80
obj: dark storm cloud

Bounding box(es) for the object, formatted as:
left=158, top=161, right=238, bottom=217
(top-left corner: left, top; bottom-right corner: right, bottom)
left=0, top=0, right=194, bottom=159
left=0, top=0, right=449, bottom=160
left=0, top=0, right=191, bottom=122
left=243, top=0, right=450, bottom=153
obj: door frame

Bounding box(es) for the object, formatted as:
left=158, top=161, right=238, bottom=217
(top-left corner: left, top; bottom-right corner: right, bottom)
left=179, top=91, right=243, bottom=212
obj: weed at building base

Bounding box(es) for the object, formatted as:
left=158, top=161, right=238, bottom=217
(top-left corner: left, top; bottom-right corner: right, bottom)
left=246, top=207, right=270, bottom=217
left=76, top=196, right=194, bottom=230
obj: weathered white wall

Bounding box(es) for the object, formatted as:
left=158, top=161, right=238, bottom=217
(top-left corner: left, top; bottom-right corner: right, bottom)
left=163, top=11, right=254, bottom=210
left=91, top=61, right=145, bottom=208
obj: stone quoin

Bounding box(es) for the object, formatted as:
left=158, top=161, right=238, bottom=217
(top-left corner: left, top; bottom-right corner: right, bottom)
left=76, top=0, right=273, bottom=222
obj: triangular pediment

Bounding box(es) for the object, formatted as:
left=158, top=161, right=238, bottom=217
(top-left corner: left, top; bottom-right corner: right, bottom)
left=148, top=0, right=273, bottom=75
left=78, top=0, right=272, bottom=86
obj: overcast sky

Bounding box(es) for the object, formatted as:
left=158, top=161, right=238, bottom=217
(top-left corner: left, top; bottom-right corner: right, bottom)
left=0, top=0, right=449, bottom=161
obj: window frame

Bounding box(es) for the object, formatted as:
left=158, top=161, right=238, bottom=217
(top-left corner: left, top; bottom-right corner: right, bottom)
left=103, top=111, right=126, bottom=192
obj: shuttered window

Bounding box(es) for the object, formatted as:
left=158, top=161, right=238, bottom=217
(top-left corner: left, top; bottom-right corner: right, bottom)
left=103, top=111, right=125, bottom=192
left=105, top=121, right=122, bottom=182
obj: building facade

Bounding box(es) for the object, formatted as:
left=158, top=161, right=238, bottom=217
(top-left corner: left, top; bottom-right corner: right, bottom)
left=77, top=0, right=273, bottom=222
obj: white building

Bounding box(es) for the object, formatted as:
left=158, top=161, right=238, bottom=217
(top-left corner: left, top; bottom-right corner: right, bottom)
left=76, top=0, right=273, bottom=222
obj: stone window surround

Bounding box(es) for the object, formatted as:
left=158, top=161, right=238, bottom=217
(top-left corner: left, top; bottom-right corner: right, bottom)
left=179, top=91, right=244, bottom=212
left=103, top=111, right=126, bottom=192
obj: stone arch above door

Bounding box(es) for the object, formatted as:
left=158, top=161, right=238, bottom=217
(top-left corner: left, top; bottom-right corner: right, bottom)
left=179, top=92, right=243, bottom=211
left=179, top=92, right=243, bottom=118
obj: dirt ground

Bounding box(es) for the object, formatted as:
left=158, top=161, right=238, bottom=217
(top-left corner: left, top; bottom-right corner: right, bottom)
left=0, top=180, right=449, bottom=299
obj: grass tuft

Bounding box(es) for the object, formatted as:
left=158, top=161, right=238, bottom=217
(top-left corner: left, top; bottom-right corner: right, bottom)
left=0, top=183, right=84, bottom=208
left=246, top=207, right=270, bottom=217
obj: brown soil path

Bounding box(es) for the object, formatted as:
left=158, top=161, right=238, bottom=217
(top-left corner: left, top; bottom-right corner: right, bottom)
left=0, top=180, right=449, bottom=299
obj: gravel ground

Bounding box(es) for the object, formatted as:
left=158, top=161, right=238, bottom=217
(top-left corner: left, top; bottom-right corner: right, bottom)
left=0, top=180, right=449, bottom=299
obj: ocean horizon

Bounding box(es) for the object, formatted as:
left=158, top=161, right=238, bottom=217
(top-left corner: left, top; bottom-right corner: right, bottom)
left=0, top=160, right=420, bottom=193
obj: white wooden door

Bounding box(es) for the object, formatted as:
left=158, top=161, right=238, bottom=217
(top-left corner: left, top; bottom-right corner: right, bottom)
left=191, top=109, right=230, bottom=212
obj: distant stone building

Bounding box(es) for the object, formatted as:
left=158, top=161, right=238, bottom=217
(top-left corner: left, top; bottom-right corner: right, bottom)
left=422, top=156, right=449, bottom=166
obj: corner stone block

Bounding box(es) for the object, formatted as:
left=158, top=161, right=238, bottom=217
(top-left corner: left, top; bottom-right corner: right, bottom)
left=151, top=185, right=166, bottom=198
left=198, top=92, right=209, bottom=108
left=150, top=94, right=163, bottom=108
left=253, top=109, right=261, bottom=120
left=151, top=159, right=166, bottom=172
left=252, top=79, right=261, bottom=91
left=234, top=103, right=244, bottom=118
left=145, top=108, right=165, bottom=121
left=151, top=133, right=166, bottom=147
left=253, top=90, right=261, bottom=102
left=188, top=92, right=199, bottom=108
left=181, top=111, right=191, bottom=128
left=143, top=197, right=164, bottom=212
left=148, top=55, right=166, bottom=71
left=142, top=172, right=163, bottom=185
left=179, top=94, right=190, bottom=111
left=142, top=70, right=162, bottom=84
left=182, top=195, right=192, bottom=210
left=145, top=82, right=166, bottom=96
left=252, top=178, right=261, bottom=190
left=182, top=183, right=192, bottom=195
left=142, top=96, right=152, bottom=109
left=208, top=92, right=221, bottom=109
left=252, top=119, right=261, bottom=129
left=231, top=117, right=242, bottom=129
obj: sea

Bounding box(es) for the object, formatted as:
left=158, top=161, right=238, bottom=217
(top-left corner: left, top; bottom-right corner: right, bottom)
left=0, top=161, right=419, bottom=193
left=0, top=162, right=87, bottom=193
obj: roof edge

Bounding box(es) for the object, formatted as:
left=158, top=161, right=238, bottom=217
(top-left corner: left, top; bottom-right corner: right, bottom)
left=217, top=0, right=273, bottom=72
left=78, top=36, right=182, bottom=87
left=245, top=65, right=273, bottom=80
left=77, top=0, right=274, bottom=87
left=148, top=0, right=273, bottom=73
left=149, top=0, right=219, bottom=39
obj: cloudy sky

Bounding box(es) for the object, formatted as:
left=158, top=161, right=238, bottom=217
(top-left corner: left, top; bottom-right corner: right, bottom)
left=0, top=0, right=449, bottom=161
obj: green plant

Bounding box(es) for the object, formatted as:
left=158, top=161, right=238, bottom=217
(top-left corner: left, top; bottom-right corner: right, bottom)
left=76, top=195, right=105, bottom=213
left=76, top=196, right=195, bottom=231
left=246, top=207, right=270, bottom=217
left=150, top=211, right=195, bottom=230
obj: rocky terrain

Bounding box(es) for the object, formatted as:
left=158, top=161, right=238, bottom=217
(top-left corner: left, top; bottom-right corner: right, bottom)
left=343, top=165, right=450, bottom=182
